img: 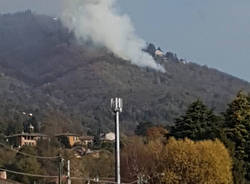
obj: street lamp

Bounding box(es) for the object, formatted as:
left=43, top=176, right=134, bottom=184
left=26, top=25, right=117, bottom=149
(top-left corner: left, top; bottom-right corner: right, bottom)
left=111, top=97, right=123, bottom=184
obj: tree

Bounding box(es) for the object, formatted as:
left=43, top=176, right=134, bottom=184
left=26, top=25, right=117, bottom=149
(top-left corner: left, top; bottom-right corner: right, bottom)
left=6, top=120, right=23, bottom=135
left=145, top=43, right=156, bottom=56
left=121, top=137, right=156, bottom=183
left=81, top=151, right=115, bottom=178
left=160, top=138, right=233, bottom=184
left=146, top=126, right=168, bottom=141
left=36, top=139, right=60, bottom=176
left=0, top=149, right=15, bottom=168
left=224, top=91, right=250, bottom=183
left=121, top=136, right=233, bottom=184
left=171, top=99, right=222, bottom=141
left=135, top=122, right=154, bottom=136
left=40, top=111, right=76, bottom=135
left=10, top=146, right=45, bottom=184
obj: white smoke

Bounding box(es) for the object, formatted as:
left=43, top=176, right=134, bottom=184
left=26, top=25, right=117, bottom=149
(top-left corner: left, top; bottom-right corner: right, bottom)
left=61, top=0, right=165, bottom=72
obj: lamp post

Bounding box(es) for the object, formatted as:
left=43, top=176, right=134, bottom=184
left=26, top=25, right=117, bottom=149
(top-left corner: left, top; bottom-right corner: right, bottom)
left=111, top=97, right=123, bottom=184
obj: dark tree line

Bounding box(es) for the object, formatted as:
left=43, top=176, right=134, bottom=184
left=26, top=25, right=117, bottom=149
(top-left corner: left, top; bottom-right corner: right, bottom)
left=169, top=91, right=250, bottom=184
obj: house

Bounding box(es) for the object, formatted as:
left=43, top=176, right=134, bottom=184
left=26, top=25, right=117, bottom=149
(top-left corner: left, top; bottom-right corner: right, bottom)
left=0, top=171, right=6, bottom=180
left=55, top=133, right=81, bottom=148
left=101, top=132, right=115, bottom=142
left=6, top=133, right=48, bottom=147
left=155, top=49, right=164, bottom=57
left=80, top=135, right=94, bottom=146
left=6, top=115, right=48, bottom=148
left=0, top=171, right=23, bottom=183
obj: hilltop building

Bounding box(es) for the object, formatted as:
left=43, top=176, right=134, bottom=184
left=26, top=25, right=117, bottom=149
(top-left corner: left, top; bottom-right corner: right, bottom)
left=155, top=49, right=164, bottom=57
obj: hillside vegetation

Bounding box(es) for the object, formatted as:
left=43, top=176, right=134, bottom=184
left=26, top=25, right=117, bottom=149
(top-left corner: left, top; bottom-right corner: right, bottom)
left=0, top=11, right=250, bottom=133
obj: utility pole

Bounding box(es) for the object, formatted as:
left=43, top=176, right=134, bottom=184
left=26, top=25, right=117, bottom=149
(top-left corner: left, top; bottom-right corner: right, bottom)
left=67, top=160, right=71, bottom=184
left=111, top=97, right=123, bottom=184
left=58, top=154, right=64, bottom=184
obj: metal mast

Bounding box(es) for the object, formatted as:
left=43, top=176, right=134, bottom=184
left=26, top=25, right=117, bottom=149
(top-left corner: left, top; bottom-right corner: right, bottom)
left=111, top=97, right=123, bottom=184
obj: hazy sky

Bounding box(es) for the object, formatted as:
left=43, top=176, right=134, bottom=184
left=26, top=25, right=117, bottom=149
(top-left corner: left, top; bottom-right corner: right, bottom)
left=0, top=0, right=250, bottom=81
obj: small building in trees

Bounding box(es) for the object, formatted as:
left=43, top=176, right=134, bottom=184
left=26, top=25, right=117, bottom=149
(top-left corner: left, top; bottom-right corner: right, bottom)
left=0, top=171, right=24, bottom=183
left=55, top=133, right=82, bottom=148
left=6, top=120, right=48, bottom=148
left=100, top=132, right=115, bottom=142
left=80, top=135, right=94, bottom=146
left=6, top=133, right=48, bottom=147
left=0, top=171, right=7, bottom=180
left=56, top=133, right=94, bottom=148
left=155, top=49, right=164, bottom=57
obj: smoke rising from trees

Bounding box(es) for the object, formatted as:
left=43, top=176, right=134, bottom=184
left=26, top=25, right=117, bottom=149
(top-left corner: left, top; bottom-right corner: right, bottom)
left=61, top=0, right=165, bottom=72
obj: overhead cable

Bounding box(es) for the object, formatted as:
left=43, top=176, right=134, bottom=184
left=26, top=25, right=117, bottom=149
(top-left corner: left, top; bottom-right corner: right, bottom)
left=0, top=167, right=138, bottom=184
left=71, top=176, right=138, bottom=184
left=0, top=168, right=57, bottom=178
left=0, top=143, right=59, bottom=159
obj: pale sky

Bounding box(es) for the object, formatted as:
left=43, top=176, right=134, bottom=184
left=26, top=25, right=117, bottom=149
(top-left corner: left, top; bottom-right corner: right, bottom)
left=0, top=0, right=250, bottom=81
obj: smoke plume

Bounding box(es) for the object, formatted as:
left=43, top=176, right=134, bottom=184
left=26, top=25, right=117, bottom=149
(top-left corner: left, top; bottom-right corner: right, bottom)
left=61, top=0, right=165, bottom=72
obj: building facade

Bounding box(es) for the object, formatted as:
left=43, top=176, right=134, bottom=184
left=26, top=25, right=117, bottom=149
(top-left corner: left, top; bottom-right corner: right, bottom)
left=6, top=133, right=48, bottom=147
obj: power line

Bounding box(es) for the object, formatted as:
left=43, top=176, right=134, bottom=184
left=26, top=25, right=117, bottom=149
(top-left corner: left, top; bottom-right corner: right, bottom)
left=71, top=176, right=138, bottom=184
left=0, top=144, right=138, bottom=183
left=0, top=168, right=137, bottom=184
left=0, top=143, right=59, bottom=159
left=123, top=180, right=138, bottom=184
left=71, top=176, right=114, bottom=183
left=0, top=168, right=57, bottom=178
left=99, top=177, right=138, bottom=184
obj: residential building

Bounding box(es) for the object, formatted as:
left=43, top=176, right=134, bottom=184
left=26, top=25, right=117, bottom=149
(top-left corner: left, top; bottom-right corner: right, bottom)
left=101, top=132, right=115, bottom=142
left=80, top=135, right=94, bottom=146
left=6, top=133, right=48, bottom=147
left=55, top=133, right=81, bottom=148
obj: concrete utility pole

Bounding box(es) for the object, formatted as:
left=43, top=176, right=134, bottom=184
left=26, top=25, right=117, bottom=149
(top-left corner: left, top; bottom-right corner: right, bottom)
left=58, top=154, right=64, bottom=184
left=111, top=97, right=123, bottom=184
left=67, top=160, right=71, bottom=184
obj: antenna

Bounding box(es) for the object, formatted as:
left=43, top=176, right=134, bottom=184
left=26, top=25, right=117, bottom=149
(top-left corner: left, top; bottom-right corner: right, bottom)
left=111, top=97, right=123, bottom=184
left=111, top=98, right=123, bottom=113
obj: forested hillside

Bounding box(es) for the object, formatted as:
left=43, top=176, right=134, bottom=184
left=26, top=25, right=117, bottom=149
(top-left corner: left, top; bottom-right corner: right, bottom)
left=0, top=11, right=250, bottom=134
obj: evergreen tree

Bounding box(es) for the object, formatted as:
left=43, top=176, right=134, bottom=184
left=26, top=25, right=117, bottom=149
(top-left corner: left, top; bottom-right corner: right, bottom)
left=224, top=91, right=250, bottom=183
left=171, top=99, right=221, bottom=141
left=135, top=122, right=154, bottom=136
left=145, top=43, right=156, bottom=56
left=6, top=120, right=23, bottom=135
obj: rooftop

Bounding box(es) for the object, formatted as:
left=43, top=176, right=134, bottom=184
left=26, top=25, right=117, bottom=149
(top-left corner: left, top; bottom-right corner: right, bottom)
left=6, top=133, right=48, bottom=138
left=55, top=133, right=80, bottom=137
